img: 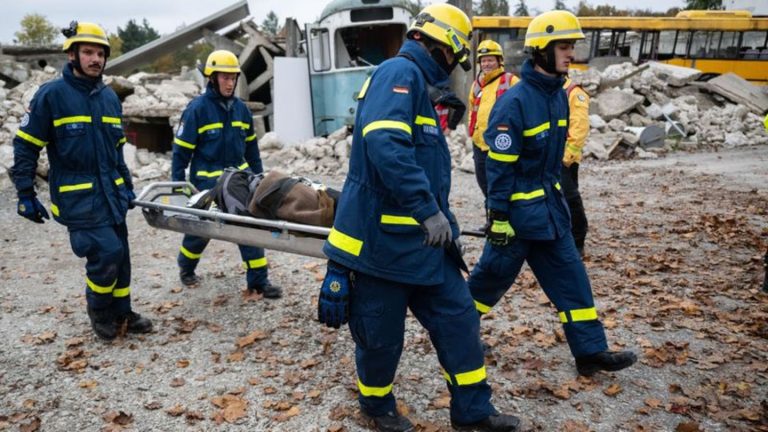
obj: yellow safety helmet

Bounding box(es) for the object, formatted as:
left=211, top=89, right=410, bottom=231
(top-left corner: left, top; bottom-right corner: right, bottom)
left=203, top=50, right=241, bottom=77
left=476, top=39, right=504, bottom=63
left=524, top=10, right=585, bottom=51
left=408, top=3, right=473, bottom=71
left=61, top=21, right=110, bottom=56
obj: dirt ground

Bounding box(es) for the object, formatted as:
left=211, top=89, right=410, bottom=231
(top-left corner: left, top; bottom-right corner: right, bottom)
left=0, top=145, right=766, bottom=432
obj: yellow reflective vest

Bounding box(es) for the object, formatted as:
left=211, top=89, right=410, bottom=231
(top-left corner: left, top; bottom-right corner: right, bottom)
left=468, top=67, right=519, bottom=151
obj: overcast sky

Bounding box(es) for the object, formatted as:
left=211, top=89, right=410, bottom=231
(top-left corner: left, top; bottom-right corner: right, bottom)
left=1, top=0, right=685, bottom=45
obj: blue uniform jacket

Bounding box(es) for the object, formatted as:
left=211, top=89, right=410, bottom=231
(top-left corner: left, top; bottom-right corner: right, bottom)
left=171, top=83, right=261, bottom=190
left=483, top=59, right=572, bottom=240
left=11, top=63, right=132, bottom=230
left=323, top=40, right=460, bottom=285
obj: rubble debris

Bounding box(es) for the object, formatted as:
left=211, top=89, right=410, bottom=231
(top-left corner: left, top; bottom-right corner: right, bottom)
left=704, top=73, right=768, bottom=115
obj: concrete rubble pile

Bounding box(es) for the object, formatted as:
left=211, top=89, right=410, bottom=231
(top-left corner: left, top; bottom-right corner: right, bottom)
left=1, top=60, right=767, bottom=191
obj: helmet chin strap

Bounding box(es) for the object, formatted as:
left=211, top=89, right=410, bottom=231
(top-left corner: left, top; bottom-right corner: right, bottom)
left=533, top=44, right=562, bottom=76
left=430, top=47, right=458, bottom=74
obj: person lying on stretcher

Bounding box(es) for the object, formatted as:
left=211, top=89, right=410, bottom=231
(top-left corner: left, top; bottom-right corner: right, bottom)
left=188, top=168, right=340, bottom=228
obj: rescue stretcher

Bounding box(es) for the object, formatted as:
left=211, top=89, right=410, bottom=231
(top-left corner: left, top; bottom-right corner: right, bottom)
left=133, top=182, right=484, bottom=260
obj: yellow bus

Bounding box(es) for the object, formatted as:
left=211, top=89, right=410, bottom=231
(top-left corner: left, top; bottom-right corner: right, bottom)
left=472, top=10, right=768, bottom=84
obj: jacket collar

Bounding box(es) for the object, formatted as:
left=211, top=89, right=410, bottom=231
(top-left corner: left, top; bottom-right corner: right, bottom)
left=478, top=67, right=505, bottom=87
left=62, top=63, right=105, bottom=94
left=520, top=59, right=564, bottom=95
left=398, top=40, right=449, bottom=87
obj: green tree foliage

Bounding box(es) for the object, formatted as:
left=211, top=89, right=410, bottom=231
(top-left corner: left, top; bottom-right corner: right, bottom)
left=108, top=34, right=123, bottom=58
left=554, top=0, right=568, bottom=10
left=15, top=13, right=58, bottom=45
left=513, top=0, right=529, bottom=16
left=261, top=11, right=280, bottom=36
left=684, top=0, right=723, bottom=9
left=118, top=18, right=160, bottom=54
left=473, top=0, right=509, bottom=15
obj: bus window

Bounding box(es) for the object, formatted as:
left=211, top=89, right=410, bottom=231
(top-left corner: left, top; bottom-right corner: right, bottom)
left=310, top=28, right=331, bottom=72
left=718, top=32, right=740, bottom=59
left=336, top=24, right=405, bottom=68
left=689, top=31, right=718, bottom=58
left=657, top=31, right=677, bottom=60
left=675, top=31, right=692, bottom=56
left=741, top=31, right=767, bottom=58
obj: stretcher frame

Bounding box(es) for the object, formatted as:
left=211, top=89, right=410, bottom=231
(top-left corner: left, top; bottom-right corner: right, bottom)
left=133, top=182, right=485, bottom=260
left=134, top=181, right=329, bottom=259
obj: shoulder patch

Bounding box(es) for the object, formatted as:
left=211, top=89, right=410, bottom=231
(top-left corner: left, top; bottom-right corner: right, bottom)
left=177, top=122, right=184, bottom=136
left=392, top=86, right=409, bottom=95
left=496, top=124, right=509, bottom=131
left=577, top=94, right=586, bottom=102
left=20, top=113, right=30, bottom=127
left=494, top=133, right=512, bottom=150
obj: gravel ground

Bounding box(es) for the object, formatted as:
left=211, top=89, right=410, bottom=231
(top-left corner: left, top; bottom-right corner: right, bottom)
left=1, top=146, right=766, bottom=432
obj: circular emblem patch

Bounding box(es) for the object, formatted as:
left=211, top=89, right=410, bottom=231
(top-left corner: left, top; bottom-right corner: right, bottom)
left=330, top=281, right=341, bottom=293
left=577, top=94, right=586, bottom=102
left=494, top=133, right=512, bottom=151
left=20, top=113, right=30, bottom=127
left=177, top=122, right=184, bottom=136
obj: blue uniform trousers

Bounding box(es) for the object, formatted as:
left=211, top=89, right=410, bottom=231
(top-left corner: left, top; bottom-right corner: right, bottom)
left=69, top=223, right=132, bottom=315
left=468, top=233, right=607, bottom=358
left=349, top=260, right=494, bottom=425
left=177, top=234, right=268, bottom=289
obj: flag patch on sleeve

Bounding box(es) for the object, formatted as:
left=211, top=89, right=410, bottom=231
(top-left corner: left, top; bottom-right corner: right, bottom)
left=496, top=124, right=509, bottom=131
left=392, top=86, right=409, bottom=94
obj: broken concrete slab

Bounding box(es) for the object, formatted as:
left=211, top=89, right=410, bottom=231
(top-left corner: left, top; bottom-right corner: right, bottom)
left=646, top=62, right=701, bottom=87
left=705, top=73, right=768, bottom=115
left=592, top=88, right=644, bottom=121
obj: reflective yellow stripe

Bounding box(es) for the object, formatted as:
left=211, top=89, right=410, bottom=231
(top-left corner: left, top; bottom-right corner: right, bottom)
left=174, top=137, right=196, bottom=149
left=113, top=287, right=130, bottom=298
left=474, top=300, right=491, bottom=314
left=442, top=369, right=451, bottom=382
left=243, top=257, right=268, bottom=269
left=117, top=137, right=127, bottom=146
left=510, top=188, right=545, bottom=201
left=102, top=116, right=121, bottom=125
left=566, top=144, right=581, bottom=153
left=357, top=379, right=392, bottom=397
left=198, top=122, right=223, bottom=133
left=328, top=227, right=363, bottom=257
left=414, top=115, right=436, bottom=126
left=488, top=151, right=519, bottom=163
left=180, top=246, right=202, bottom=260
left=380, top=215, right=419, bottom=226
left=238, top=162, right=249, bottom=169
left=231, top=121, right=248, bottom=129
left=50, top=204, right=59, bottom=217
left=454, top=366, right=487, bottom=386
left=569, top=307, right=598, bottom=322
left=245, top=134, right=257, bottom=142
left=555, top=182, right=561, bottom=190
left=53, top=115, right=92, bottom=127
left=362, top=120, right=411, bottom=137
left=115, top=177, right=125, bottom=186
left=557, top=119, right=568, bottom=127
left=196, top=170, right=223, bottom=178
left=357, top=76, right=371, bottom=99
left=558, top=311, right=568, bottom=323
left=523, top=121, right=550, bottom=137
left=86, top=276, right=115, bottom=294
left=16, top=130, right=48, bottom=147
left=59, top=183, right=93, bottom=193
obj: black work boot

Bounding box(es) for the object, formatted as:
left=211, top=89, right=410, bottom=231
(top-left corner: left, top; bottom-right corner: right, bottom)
left=250, top=282, right=283, bottom=299
left=118, top=311, right=153, bottom=334
left=452, top=413, right=521, bottom=431
left=87, top=306, right=117, bottom=341
left=575, top=350, right=638, bottom=377
left=365, top=411, right=414, bottom=432
left=180, top=269, right=200, bottom=286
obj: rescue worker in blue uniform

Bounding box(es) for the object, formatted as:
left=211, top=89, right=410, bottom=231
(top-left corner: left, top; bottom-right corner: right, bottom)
left=171, top=50, right=281, bottom=299
left=10, top=21, right=153, bottom=341
left=317, top=4, right=520, bottom=432
left=468, top=11, right=637, bottom=377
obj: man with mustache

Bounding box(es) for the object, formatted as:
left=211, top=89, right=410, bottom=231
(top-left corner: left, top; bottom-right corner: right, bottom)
left=11, top=21, right=152, bottom=340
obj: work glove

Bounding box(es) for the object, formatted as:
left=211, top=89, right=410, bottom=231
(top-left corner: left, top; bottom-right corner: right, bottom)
left=126, top=189, right=136, bottom=209
left=486, top=209, right=515, bottom=247
left=17, top=194, right=49, bottom=224
left=318, top=261, right=351, bottom=329
left=421, top=211, right=453, bottom=248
